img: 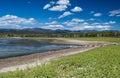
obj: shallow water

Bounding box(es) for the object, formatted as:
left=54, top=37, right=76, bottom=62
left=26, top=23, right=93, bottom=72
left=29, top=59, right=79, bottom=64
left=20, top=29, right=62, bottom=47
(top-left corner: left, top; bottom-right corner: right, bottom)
left=0, top=38, right=77, bottom=59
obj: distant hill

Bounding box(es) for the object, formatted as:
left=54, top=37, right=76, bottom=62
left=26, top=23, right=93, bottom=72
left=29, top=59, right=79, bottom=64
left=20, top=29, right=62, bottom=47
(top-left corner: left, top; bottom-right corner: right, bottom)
left=0, top=28, right=119, bottom=34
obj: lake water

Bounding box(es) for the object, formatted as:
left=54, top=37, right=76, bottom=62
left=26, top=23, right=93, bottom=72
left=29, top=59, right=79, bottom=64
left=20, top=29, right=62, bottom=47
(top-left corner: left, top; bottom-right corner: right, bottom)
left=0, top=38, right=77, bottom=59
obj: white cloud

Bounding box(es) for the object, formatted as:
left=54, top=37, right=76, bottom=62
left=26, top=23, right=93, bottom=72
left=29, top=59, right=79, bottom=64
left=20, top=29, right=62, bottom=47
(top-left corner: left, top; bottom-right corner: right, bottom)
left=0, top=15, right=36, bottom=28
left=51, top=21, right=58, bottom=24
left=41, top=20, right=64, bottom=30
left=48, top=17, right=57, bottom=21
left=50, top=1, right=55, bottom=4
left=56, top=0, right=70, bottom=5
left=91, top=21, right=116, bottom=26
left=58, top=11, right=73, bottom=19
left=84, top=25, right=110, bottom=30
left=71, top=6, right=83, bottom=12
left=63, top=18, right=85, bottom=26
left=92, top=23, right=100, bottom=25
left=44, top=0, right=70, bottom=11
left=43, top=4, right=51, bottom=9
left=89, top=18, right=95, bottom=21
left=63, top=21, right=75, bottom=26
left=43, top=1, right=55, bottom=9
left=63, top=18, right=112, bottom=30
left=104, top=21, right=116, bottom=24
left=109, top=9, right=120, bottom=17
left=71, top=18, right=84, bottom=22
left=90, top=11, right=102, bottom=17
left=94, top=13, right=102, bottom=17
left=49, top=5, right=67, bottom=11
left=42, top=24, right=64, bottom=30
left=71, top=25, right=111, bottom=30
left=45, top=21, right=58, bottom=25
left=109, top=21, right=116, bottom=24
left=82, top=22, right=88, bottom=25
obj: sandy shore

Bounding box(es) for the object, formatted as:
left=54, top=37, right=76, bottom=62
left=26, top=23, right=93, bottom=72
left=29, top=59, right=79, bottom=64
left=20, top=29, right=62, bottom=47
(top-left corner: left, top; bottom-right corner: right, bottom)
left=0, top=39, right=115, bottom=73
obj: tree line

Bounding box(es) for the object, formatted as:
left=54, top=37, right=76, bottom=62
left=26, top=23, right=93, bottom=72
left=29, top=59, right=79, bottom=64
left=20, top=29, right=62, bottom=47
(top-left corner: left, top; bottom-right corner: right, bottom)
left=0, top=31, right=120, bottom=38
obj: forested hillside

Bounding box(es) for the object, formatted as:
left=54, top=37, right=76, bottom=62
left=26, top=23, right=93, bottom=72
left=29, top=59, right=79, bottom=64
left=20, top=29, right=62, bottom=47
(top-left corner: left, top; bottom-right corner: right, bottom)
left=0, top=29, right=120, bottom=37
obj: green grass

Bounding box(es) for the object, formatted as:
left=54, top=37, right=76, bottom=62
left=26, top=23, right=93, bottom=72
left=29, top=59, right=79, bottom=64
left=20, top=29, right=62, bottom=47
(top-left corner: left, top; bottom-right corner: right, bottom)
left=0, top=44, right=120, bottom=78
left=71, top=37, right=120, bottom=42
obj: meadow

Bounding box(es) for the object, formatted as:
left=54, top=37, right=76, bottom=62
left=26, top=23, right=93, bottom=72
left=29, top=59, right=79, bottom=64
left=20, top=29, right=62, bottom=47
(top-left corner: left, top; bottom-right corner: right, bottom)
left=0, top=37, right=120, bottom=78
left=71, top=37, right=120, bottom=42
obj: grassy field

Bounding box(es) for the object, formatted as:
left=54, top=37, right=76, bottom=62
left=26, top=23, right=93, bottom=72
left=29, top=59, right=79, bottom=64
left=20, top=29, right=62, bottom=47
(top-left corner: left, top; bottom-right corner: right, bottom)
left=71, top=37, right=120, bottom=42
left=0, top=43, right=120, bottom=78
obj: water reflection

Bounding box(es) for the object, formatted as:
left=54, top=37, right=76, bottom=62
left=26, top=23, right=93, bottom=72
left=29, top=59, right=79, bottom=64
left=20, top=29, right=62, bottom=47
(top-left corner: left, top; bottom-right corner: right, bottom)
left=0, top=38, right=78, bottom=59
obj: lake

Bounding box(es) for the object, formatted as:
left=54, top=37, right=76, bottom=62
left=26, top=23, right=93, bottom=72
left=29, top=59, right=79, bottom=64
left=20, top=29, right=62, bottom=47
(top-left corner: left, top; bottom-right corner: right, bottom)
left=0, top=38, right=77, bottom=59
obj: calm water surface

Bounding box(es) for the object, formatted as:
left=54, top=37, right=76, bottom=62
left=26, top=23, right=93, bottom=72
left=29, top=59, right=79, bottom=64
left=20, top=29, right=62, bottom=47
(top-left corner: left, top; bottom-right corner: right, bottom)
left=0, top=38, right=77, bottom=59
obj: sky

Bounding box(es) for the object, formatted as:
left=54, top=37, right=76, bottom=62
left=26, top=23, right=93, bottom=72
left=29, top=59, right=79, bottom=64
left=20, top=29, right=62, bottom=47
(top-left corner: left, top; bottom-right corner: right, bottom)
left=0, top=0, right=120, bottom=30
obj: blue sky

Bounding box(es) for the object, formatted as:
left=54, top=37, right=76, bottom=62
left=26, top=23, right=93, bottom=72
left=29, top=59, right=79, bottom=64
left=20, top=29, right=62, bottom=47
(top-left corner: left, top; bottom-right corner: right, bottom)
left=0, top=0, right=120, bottom=30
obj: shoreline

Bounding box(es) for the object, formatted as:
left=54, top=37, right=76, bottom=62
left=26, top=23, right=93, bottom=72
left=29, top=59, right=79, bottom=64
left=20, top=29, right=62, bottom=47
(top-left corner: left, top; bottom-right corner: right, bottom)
left=0, top=39, right=114, bottom=73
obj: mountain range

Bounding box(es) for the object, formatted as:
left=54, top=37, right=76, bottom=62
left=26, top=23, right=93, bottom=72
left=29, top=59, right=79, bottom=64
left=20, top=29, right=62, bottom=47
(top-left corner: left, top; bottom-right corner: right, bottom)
left=0, top=28, right=119, bottom=34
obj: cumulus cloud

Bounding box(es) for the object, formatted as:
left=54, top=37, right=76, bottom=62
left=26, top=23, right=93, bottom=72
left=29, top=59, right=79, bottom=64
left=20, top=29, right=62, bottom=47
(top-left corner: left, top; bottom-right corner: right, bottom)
left=42, top=24, right=64, bottom=30
left=71, top=18, right=84, bottom=22
left=89, top=18, right=95, bottom=21
left=90, top=11, right=102, bottom=17
left=71, top=6, right=83, bottom=12
left=45, top=21, right=58, bottom=25
left=41, top=20, right=64, bottom=30
left=94, top=13, right=102, bottom=17
left=83, top=25, right=110, bottom=30
left=41, top=19, right=112, bottom=30
left=50, top=1, right=55, bottom=4
left=63, top=21, right=74, bottom=26
left=51, top=21, right=58, bottom=24
left=71, top=25, right=111, bottom=30
left=63, top=18, right=84, bottom=26
left=109, top=21, right=116, bottom=24
left=62, top=18, right=112, bottom=30
left=43, top=4, right=51, bottom=9
left=50, top=0, right=70, bottom=11
left=56, top=0, right=70, bottom=5
left=109, top=9, right=120, bottom=17
left=92, top=22, right=100, bottom=25
left=43, top=1, right=55, bottom=9
left=0, top=15, right=36, bottom=28
left=104, top=21, right=116, bottom=24
left=44, top=0, right=70, bottom=11
left=58, top=11, right=73, bottom=19
left=49, top=5, right=68, bottom=11
left=82, top=22, right=89, bottom=25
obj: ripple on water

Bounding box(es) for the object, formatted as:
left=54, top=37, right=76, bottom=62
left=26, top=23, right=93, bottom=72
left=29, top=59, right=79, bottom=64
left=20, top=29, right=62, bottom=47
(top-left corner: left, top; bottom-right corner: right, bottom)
left=0, top=38, right=79, bottom=59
